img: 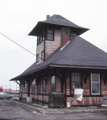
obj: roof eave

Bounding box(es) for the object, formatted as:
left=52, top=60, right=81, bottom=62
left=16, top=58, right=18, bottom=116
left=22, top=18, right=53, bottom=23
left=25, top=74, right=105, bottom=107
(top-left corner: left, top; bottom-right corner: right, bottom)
left=50, top=64, right=107, bottom=70
left=28, top=22, right=89, bottom=36
left=10, top=64, right=50, bottom=81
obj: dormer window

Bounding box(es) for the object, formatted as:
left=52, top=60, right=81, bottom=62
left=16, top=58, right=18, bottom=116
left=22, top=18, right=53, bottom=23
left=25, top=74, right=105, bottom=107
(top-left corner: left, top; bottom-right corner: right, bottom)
left=47, top=29, right=54, bottom=40
left=70, top=32, right=76, bottom=40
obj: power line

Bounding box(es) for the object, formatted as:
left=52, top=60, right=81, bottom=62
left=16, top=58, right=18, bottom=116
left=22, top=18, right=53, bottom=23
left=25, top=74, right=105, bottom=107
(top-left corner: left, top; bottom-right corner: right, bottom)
left=0, top=50, right=36, bottom=54
left=0, top=32, right=44, bottom=60
left=0, top=32, right=36, bottom=56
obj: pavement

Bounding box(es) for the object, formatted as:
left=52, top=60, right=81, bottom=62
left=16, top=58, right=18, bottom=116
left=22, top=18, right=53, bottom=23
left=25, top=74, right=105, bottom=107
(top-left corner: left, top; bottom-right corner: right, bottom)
left=10, top=99, right=107, bottom=115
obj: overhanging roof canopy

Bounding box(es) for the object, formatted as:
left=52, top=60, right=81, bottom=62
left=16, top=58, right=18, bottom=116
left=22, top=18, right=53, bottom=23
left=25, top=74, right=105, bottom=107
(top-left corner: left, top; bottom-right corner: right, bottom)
left=29, top=14, right=89, bottom=36
left=11, top=36, right=107, bottom=81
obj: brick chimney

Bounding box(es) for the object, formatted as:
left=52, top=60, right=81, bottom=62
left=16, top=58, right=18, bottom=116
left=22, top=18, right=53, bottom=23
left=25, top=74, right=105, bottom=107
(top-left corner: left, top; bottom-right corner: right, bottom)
left=47, top=15, right=50, bottom=19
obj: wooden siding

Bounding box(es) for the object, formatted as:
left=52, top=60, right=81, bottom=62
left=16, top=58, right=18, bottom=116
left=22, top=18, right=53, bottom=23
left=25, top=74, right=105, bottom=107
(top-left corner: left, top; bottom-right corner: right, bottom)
left=66, top=75, right=70, bottom=95
left=83, top=75, right=90, bottom=95
left=23, top=93, right=27, bottom=99
left=63, top=81, right=65, bottom=94
left=36, top=41, right=44, bottom=64
left=101, top=77, right=107, bottom=95
left=46, top=75, right=51, bottom=94
left=56, top=77, right=61, bottom=92
left=66, top=97, right=102, bottom=105
left=20, top=70, right=107, bottom=106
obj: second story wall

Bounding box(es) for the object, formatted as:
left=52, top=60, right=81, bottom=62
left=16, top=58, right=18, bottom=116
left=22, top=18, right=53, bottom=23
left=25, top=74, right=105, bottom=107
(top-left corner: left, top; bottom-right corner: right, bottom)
left=45, top=29, right=61, bottom=60
left=36, top=41, right=44, bottom=64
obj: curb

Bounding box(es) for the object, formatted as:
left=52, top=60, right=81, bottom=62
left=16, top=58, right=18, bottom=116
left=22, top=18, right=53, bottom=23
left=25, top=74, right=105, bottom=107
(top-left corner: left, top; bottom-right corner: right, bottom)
left=10, top=100, right=107, bottom=115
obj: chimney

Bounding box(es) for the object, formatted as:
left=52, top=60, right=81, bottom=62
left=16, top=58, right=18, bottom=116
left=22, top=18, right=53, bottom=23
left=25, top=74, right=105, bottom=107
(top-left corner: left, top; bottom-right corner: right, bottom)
left=47, top=15, right=50, bottom=19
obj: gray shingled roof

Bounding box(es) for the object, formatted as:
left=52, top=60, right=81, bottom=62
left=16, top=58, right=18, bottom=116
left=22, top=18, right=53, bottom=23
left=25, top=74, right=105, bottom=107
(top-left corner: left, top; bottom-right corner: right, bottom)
left=29, top=14, right=89, bottom=36
left=11, top=36, right=107, bottom=80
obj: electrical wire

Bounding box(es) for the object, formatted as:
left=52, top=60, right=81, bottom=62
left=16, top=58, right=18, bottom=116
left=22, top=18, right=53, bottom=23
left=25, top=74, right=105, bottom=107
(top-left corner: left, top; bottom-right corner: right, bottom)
left=0, top=32, right=36, bottom=56
left=0, top=32, right=43, bottom=60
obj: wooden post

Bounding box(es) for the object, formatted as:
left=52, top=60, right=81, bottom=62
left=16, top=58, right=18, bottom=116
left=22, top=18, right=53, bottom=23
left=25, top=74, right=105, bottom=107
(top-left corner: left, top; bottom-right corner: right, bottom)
left=65, top=76, right=66, bottom=106
left=61, top=80, right=63, bottom=93
left=28, top=81, right=30, bottom=97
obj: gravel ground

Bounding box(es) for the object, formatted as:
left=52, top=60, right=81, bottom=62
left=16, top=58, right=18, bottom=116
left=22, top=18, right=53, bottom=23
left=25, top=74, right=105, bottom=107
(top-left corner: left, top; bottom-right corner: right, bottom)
left=0, top=99, right=107, bottom=120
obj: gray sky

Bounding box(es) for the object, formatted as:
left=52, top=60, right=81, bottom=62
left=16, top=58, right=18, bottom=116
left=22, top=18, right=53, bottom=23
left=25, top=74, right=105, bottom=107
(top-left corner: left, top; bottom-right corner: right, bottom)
left=0, top=0, right=107, bottom=89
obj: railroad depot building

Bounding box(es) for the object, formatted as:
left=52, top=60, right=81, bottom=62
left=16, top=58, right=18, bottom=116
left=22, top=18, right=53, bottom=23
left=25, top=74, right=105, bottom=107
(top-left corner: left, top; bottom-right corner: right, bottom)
left=11, top=15, right=107, bottom=107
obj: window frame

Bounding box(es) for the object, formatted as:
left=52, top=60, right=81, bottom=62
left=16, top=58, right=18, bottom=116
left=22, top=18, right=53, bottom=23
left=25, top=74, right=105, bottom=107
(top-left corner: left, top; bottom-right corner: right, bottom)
left=46, top=29, right=54, bottom=41
left=37, top=84, right=40, bottom=94
left=20, top=82, right=23, bottom=92
left=70, top=32, right=76, bottom=40
left=91, top=73, right=100, bottom=95
left=51, top=76, right=56, bottom=92
left=32, top=79, right=36, bottom=93
left=42, top=78, right=46, bottom=94
left=41, top=50, right=44, bottom=61
left=71, top=73, right=81, bottom=89
left=37, top=36, right=40, bottom=45
left=36, top=54, right=39, bottom=63
left=25, top=82, right=27, bottom=93
left=37, top=30, right=45, bottom=46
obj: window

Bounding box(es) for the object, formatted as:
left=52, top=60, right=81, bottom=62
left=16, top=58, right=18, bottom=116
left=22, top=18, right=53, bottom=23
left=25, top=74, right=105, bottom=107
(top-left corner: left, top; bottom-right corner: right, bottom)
left=51, top=76, right=56, bottom=91
left=71, top=73, right=81, bottom=89
left=47, top=29, right=54, bottom=40
left=41, top=51, right=44, bottom=61
left=37, top=36, right=40, bottom=45
left=37, top=84, right=40, bottom=94
left=91, top=73, right=100, bottom=95
left=32, top=79, right=36, bottom=93
left=42, top=79, right=46, bottom=94
left=37, top=30, right=45, bottom=46
left=25, top=82, right=27, bottom=92
left=70, top=32, right=76, bottom=40
left=20, top=82, right=23, bottom=92
left=40, top=35, right=42, bottom=43
left=36, top=54, right=39, bottom=63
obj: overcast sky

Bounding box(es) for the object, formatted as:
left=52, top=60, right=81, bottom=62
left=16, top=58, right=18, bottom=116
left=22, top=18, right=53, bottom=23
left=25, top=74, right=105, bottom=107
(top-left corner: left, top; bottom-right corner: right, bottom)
left=0, top=0, right=107, bottom=89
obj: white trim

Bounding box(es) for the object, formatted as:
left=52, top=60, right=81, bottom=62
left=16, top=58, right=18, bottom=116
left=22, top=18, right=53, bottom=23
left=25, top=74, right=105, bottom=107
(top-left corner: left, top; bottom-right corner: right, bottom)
left=60, top=41, right=70, bottom=51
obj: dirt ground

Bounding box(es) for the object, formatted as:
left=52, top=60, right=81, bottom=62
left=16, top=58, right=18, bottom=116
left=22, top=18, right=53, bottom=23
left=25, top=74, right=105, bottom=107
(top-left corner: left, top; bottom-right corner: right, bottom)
left=0, top=99, right=107, bottom=120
